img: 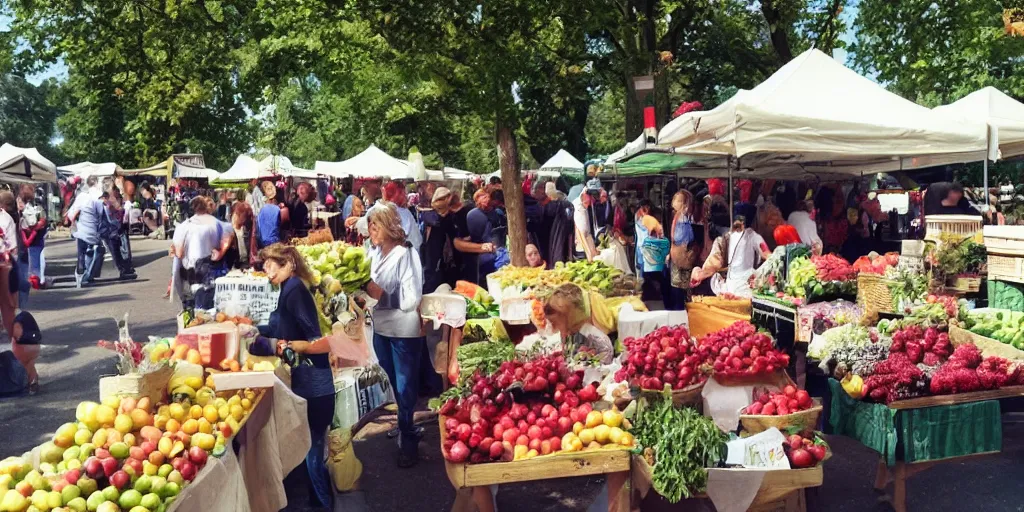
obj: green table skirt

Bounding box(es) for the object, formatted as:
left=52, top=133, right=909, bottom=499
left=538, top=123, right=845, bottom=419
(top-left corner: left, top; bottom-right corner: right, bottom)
left=828, top=379, right=1001, bottom=465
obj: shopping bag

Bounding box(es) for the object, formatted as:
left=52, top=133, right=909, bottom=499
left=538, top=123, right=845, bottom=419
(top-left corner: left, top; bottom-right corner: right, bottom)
left=327, top=427, right=362, bottom=492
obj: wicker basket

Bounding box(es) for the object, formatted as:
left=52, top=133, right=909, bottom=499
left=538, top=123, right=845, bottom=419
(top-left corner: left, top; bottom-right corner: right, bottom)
left=739, top=402, right=823, bottom=437
left=638, top=379, right=706, bottom=407
left=949, top=276, right=982, bottom=293
left=856, top=274, right=895, bottom=314
left=988, top=255, right=1024, bottom=284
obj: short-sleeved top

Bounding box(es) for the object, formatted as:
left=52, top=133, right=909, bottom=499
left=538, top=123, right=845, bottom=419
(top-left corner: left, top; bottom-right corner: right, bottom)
left=262, top=276, right=331, bottom=399
left=172, top=215, right=231, bottom=270
left=370, top=245, right=424, bottom=338
left=68, top=194, right=105, bottom=245
left=466, top=208, right=494, bottom=269
left=257, top=204, right=281, bottom=246
left=787, top=211, right=820, bottom=248
left=0, top=210, right=17, bottom=256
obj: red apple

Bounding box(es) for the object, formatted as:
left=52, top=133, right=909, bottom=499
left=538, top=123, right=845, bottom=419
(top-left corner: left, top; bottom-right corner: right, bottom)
left=51, top=480, right=67, bottom=493
left=64, top=468, right=81, bottom=485
left=188, top=446, right=208, bottom=467
left=109, top=470, right=130, bottom=489
left=15, top=480, right=32, bottom=497
left=129, top=446, right=145, bottom=461
left=140, top=441, right=157, bottom=456
left=180, top=461, right=197, bottom=481
left=84, top=457, right=104, bottom=479
left=101, top=457, right=118, bottom=477
left=124, top=457, right=143, bottom=475
left=171, top=457, right=186, bottom=472
left=95, top=448, right=111, bottom=459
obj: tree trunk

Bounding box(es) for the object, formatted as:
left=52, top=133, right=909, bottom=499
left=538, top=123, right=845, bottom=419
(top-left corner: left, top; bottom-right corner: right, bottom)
left=760, top=0, right=794, bottom=63
left=497, top=112, right=527, bottom=267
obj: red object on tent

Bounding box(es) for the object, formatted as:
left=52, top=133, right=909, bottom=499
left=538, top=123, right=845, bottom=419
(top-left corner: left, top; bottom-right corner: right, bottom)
left=672, top=100, right=704, bottom=119
left=707, top=178, right=725, bottom=197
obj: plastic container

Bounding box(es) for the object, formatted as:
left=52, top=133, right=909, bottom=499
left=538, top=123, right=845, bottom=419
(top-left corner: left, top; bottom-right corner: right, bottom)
left=640, top=238, right=670, bottom=272
left=333, top=370, right=360, bottom=431
left=176, top=322, right=239, bottom=367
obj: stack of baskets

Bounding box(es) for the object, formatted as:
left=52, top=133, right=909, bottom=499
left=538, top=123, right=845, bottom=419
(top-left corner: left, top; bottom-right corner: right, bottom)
left=857, top=273, right=895, bottom=315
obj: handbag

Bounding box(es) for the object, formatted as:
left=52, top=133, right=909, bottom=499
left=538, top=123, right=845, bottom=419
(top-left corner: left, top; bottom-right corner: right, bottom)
left=669, top=214, right=697, bottom=269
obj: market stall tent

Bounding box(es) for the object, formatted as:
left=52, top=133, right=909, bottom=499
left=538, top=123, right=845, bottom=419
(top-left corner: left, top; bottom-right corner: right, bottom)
left=314, top=145, right=413, bottom=179
left=267, top=155, right=318, bottom=179
left=213, top=154, right=273, bottom=183
left=57, top=161, right=123, bottom=179
left=933, top=87, right=1024, bottom=159
left=657, top=49, right=993, bottom=177
left=539, top=149, right=584, bottom=172
left=0, top=143, right=57, bottom=183
left=121, top=154, right=219, bottom=181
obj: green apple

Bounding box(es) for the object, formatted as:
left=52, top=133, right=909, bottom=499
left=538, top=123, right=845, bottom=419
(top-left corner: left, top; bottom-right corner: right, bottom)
left=61, top=484, right=81, bottom=505
left=86, top=490, right=106, bottom=512
left=66, top=496, right=88, bottom=512
left=77, top=477, right=97, bottom=497
left=156, top=465, right=172, bottom=479
left=78, top=444, right=96, bottom=462
left=148, top=477, right=165, bottom=496
left=140, top=492, right=161, bottom=510
left=47, top=490, right=64, bottom=509
left=159, top=481, right=179, bottom=499
left=118, top=489, right=142, bottom=510
left=133, top=475, right=152, bottom=494
left=31, top=489, right=49, bottom=509
left=165, top=470, right=182, bottom=486
left=101, top=486, right=119, bottom=502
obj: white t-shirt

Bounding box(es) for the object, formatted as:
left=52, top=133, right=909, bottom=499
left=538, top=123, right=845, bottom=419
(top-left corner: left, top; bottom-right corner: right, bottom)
left=788, top=211, right=821, bottom=247
left=369, top=245, right=424, bottom=338
left=397, top=207, right=422, bottom=253
left=0, top=210, right=17, bottom=255
left=172, top=214, right=231, bottom=270
left=572, top=196, right=591, bottom=254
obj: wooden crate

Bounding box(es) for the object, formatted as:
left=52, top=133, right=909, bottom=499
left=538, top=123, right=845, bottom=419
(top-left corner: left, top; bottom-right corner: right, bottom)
left=925, top=215, right=983, bottom=243
left=949, top=324, right=1024, bottom=361
left=439, top=416, right=631, bottom=488
left=988, top=255, right=1024, bottom=284
left=98, top=365, right=174, bottom=403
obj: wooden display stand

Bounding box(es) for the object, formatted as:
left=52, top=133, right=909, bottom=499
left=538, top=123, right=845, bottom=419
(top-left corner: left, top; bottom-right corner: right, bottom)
left=744, top=467, right=823, bottom=512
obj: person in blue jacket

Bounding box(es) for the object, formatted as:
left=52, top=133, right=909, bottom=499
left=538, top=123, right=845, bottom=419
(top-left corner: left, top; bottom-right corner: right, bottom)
left=249, top=243, right=333, bottom=509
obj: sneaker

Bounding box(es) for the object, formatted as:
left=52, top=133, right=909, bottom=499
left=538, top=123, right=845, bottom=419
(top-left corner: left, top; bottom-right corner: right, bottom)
left=119, top=270, right=138, bottom=280
left=74, top=271, right=84, bottom=289
left=28, top=380, right=39, bottom=395
left=387, top=425, right=425, bottom=439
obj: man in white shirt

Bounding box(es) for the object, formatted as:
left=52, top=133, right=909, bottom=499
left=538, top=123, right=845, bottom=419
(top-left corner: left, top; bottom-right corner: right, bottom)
left=572, top=185, right=598, bottom=261
left=787, top=205, right=822, bottom=255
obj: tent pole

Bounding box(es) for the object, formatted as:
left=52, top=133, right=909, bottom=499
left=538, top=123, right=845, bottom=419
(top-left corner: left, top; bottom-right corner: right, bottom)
left=728, top=157, right=735, bottom=225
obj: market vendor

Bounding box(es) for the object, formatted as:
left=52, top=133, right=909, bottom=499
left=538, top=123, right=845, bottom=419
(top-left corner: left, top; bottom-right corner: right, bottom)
left=249, top=243, right=334, bottom=509
left=525, top=243, right=546, bottom=268
left=690, top=214, right=772, bottom=298
left=544, top=283, right=613, bottom=364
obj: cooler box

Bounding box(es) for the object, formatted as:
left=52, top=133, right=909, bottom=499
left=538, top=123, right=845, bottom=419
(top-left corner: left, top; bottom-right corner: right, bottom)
left=176, top=322, right=240, bottom=367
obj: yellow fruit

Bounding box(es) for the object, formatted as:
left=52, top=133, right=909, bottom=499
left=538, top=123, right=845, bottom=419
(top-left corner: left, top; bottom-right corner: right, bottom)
left=129, top=409, right=152, bottom=430
left=197, top=419, right=213, bottom=435
left=168, top=404, right=186, bottom=422
left=229, top=404, right=244, bottom=422
left=602, top=408, right=623, bottom=428
left=608, top=427, right=624, bottom=445
left=243, top=389, right=256, bottom=401
left=202, top=406, right=219, bottom=424
left=587, top=441, right=602, bottom=450
left=194, top=433, right=216, bottom=451
left=513, top=445, right=528, bottom=460
left=101, top=395, right=121, bottom=410
left=92, top=429, right=108, bottom=448
left=585, top=411, right=603, bottom=429
left=158, top=437, right=173, bottom=456
left=95, top=405, right=116, bottom=428
left=620, top=432, right=635, bottom=447
left=526, top=449, right=538, bottom=459
left=573, top=422, right=584, bottom=435
left=54, top=423, right=78, bottom=448
left=154, top=415, right=168, bottom=430
left=157, top=405, right=169, bottom=417
left=123, top=433, right=136, bottom=447
left=561, top=433, right=577, bottom=452
left=240, top=398, right=252, bottom=410
left=227, top=395, right=241, bottom=407
left=571, top=439, right=583, bottom=451
left=213, top=398, right=227, bottom=409
left=205, top=375, right=216, bottom=389
left=593, top=425, right=610, bottom=444
left=113, top=414, right=133, bottom=434
left=217, top=405, right=230, bottom=421
left=195, top=389, right=215, bottom=407
left=184, top=377, right=203, bottom=391
left=181, top=419, right=199, bottom=436
left=165, top=419, right=181, bottom=434
left=578, top=429, right=595, bottom=445
left=76, top=402, right=100, bottom=430
left=188, top=405, right=202, bottom=421
left=186, top=350, right=202, bottom=365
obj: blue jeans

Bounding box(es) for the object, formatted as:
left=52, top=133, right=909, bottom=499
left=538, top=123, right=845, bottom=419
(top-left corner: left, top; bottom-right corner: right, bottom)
left=76, top=239, right=105, bottom=282
left=303, top=394, right=335, bottom=508
left=373, top=333, right=424, bottom=457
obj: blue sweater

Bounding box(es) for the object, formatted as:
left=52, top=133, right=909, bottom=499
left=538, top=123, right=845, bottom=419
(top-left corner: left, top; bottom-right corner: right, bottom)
left=255, top=276, right=333, bottom=399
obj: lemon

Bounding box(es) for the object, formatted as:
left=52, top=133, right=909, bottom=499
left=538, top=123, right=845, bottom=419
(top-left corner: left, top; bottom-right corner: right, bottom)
left=585, top=411, right=603, bottom=429
left=593, top=424, right=610, bottom=444
left=578, top=428, right=595, bottom=445
left=608, top=427, right=624, bottom=445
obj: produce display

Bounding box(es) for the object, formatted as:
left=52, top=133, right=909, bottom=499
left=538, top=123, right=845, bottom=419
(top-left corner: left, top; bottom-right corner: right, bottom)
left=784, top=255, right=857, bottom=300
left=852, top=252, right=899, bottom=275
left=436, top=352, right=633, bottom=464
left=696, top=322, right=791, bottom=378
left=296, top=242, right=371, bottom=333
left=742, top=386, right=813, bottom=416
left=0, top=374, right=260, bottom=512
left=989, top=280, right=1024, bottom=312
left=885, top=267, right=929, bottom=311
left=631, top=396, right=728, bottom=502
left=452, top=281, right=499, bottom=319
left=616, top=325, right=706, bottom=391
left=783, top=433, right=829, bottom=468
left=965, top=310, right=1024, bottom=348
left=491, top=261, right=638, bottom=297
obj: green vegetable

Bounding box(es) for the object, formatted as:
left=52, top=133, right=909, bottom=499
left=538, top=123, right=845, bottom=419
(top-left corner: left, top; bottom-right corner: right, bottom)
left=455, top=341, right=515, bottom=381
left=631, top=396, right=728, bottom=502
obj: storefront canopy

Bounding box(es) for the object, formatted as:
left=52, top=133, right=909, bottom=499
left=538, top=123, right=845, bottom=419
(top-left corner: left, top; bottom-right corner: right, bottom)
left=314, top=145, right=413, bottom=180
left=57, top=162, right=123, bottom=179
left=539, top=149, right=584, bottom=172
left=214, top=154, right=316, bottom=183
left=658, top=49, right=992, bottom=177
left=0, top=144, right=57, bottom=183
left=933, top=87, right=1024, bottom=160
left=271, top=155, right=318, bottom=179
left=121, top=154, right=218, bottom=180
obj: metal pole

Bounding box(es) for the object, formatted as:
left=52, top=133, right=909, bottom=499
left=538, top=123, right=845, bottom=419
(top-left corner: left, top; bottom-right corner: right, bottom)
left=728, top=157, right=735, bottom=225
left=984, top=157, right=989, bottom=211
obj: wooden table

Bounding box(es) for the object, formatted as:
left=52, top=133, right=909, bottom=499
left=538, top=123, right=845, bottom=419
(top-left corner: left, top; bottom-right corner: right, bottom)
left=868, top=387, right=1024, bottom=512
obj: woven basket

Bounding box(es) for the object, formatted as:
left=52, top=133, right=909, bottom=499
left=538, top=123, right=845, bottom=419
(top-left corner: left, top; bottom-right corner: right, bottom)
left=740, top=402, right=823, bottom=437
left=924, top=215, right=983, bottom=243
left=637, top=379, right=706, bottom=408
left=857, top=274, right=894, bottom=314
left=949, top=276, right=982, bottom=293
left=291, top=228, right=334, bottom=246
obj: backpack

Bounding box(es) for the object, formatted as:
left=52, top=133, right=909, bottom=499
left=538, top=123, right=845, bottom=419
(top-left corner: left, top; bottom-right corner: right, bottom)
left=0, top=352, right=28, bottom=395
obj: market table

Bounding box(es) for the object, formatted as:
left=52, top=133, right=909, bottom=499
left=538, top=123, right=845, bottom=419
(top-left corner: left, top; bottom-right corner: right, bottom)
left=828, top=379, right=1024, bottom=512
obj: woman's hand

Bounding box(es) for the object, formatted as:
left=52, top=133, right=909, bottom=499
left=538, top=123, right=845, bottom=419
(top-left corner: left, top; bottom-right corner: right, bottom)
left=365, top=280, right=383, bottom=300
left=481, top=242, right=495, bottom=253
left=288, top=340, right=311, bottom=354
left=276, top=339, right=288, bottom=356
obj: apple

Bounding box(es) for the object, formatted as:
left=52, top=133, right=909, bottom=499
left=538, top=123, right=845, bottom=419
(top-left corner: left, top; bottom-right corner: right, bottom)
left=129, top=446, right=146, bottom=461
left=94, top=448, right=110, bottom=460
left=15, top=480, right=33, bottom=497
left=170, top=458, right=184, bottom=472
left=76, top=476, right=97, bottom=496
left=98, top=500, right=120, bottom=512
left=166, top=470, right=183, bottom=486
left=179, top=461, right=196, bottom=482
left=83, top=458, right=103, bottom=480
left=188, top=447, right=208, bottom=467
left=100, top=457, right=118, bottom=478
left=140, top=441, right=156, bottom=457
left=52, top=480, right=68, bottom=493
left=157, top=464, right=173, bottom=479
left=109, top=470, right=130, bottom=490
left=64, top=468, right=81, bottom=485
left=86, top=490, right=106, bottom=511
left=102, top=485, right=120, bottom=502
left=123, top=458, right=143, bottom=476
left=60, top=483, right=81, bottom=505
left=147, top=450, right=165, bottom=466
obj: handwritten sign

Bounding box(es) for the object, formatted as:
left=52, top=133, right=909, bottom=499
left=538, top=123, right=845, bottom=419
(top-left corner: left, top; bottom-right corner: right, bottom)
left=214, top=275, right=279, bottom=326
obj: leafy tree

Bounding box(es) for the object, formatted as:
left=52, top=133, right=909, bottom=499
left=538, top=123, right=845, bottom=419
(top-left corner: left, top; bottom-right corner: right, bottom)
left=851, top=0, right=1024, bottom=107
left=0, top=75, right=63, bottom=156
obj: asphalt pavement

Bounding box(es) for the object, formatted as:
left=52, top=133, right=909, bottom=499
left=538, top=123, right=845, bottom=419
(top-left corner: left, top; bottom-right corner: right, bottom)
left=2, top=233, right=1024, bottom=511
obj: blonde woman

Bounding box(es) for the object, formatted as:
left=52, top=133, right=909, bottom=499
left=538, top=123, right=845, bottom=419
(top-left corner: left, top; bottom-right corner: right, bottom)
left=248, top=243, right=333, bottom=508
left=544, top=284, right=613, bottom=364
left=365, top=201, right=425, bottom=468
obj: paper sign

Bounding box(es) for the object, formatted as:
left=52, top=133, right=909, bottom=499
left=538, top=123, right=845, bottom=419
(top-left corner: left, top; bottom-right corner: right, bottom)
left=214, top=275, right=280, bottom=326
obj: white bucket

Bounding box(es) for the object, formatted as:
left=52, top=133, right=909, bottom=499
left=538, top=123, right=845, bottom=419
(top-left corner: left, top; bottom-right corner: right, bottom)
left=333, top=370, right=360, bottom=431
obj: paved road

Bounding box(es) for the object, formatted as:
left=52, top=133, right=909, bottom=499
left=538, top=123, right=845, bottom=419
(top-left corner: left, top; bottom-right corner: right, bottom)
left=2, top=234, right=1024, bottom=511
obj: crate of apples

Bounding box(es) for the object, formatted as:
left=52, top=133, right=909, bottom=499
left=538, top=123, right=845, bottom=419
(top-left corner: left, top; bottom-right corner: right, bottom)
left=783, top=433, right=829, bottom=468
left=740, top=385, right=821, bottom=436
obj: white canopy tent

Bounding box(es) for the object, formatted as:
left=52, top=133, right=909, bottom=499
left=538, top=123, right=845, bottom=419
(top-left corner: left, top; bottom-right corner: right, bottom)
left=539, top=149, right=585, bottom=172
left=57, top=161, right=123, bottom=179
left=933, top=87, right=1024, bottom=208
left=266, top=155, right=318, bottom=179
left=0, top=144, right=57, bottom=183
left=315, top=145, right=414, bottom=180
left=657, top=49, right=993, bottom=177
left=213, top=155, right=275, bottom=183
